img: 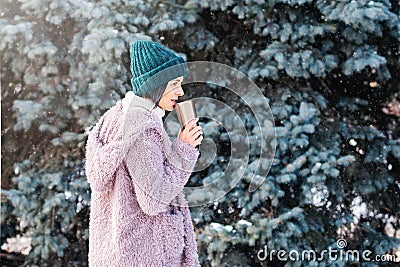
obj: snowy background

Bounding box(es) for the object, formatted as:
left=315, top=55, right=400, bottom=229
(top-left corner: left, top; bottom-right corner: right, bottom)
left=1, top=0, right=400, bottom=266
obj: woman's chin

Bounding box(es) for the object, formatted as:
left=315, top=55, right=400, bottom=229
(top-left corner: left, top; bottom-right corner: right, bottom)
left=157, top=103, right=172, bottom=111
left=158, top=101, right=176, bottom=111
left=163, top=105, right=174, bottom=112
left=168, top=103, right=176, bottom=111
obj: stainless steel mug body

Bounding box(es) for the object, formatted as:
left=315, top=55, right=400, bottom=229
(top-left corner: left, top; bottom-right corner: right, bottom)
left=175, top=100, right=197, bottom=129
left=175, top=100, right=201, bottom=153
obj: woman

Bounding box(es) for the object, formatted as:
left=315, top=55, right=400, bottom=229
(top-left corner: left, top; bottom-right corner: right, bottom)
left=85, top=41, right=203, bottom=266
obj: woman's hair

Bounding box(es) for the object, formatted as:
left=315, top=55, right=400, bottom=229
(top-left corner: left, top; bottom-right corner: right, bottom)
left=137, top=83, right=167, bottom=109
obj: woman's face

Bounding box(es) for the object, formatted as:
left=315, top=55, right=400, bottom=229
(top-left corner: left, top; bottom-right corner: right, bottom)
left=158, top=76, right=184, bottom=111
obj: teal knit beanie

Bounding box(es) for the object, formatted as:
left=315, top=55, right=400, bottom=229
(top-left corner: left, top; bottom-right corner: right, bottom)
left=130, top=41, right=188, bottom=96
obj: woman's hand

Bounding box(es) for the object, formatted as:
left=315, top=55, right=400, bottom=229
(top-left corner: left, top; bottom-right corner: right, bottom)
left=178, top=118, right=203, bottom=148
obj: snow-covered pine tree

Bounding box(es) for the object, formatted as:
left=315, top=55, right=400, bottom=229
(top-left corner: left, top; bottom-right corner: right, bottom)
left=1, top=0, right=399, bottom=266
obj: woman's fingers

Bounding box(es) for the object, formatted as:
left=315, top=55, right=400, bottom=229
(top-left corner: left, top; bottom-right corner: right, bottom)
left=189, top=126, right=202, bottom=137
left=191, top=127, right=203, bottom=140
left=178, top=118, right=203, bottom=147
left=193, top=134, right=203, bottom=147
left=183, top=118, right=199, bottom=133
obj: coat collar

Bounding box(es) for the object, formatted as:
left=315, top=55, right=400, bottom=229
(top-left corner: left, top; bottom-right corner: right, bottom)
left=121, top=91, right=165, bottom=119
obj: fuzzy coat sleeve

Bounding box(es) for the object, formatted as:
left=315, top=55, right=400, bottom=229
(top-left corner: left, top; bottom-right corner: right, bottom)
left=125, top=121, right=199, bottom=216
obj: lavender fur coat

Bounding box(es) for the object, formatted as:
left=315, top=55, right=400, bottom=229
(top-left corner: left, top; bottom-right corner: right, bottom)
left=85, top=92, right=201, bottom=267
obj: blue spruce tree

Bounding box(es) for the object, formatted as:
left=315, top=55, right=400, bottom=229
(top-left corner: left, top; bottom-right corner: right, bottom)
left=1, top=0, right=399, bottom=266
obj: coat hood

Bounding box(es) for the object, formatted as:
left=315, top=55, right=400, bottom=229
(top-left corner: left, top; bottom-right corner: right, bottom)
left=85, top=92, right=166, bottom=192
left=84, top=103, right=126, bottom=192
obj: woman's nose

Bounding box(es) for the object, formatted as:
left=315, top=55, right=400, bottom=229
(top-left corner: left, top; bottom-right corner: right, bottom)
left=177, top=86, right=184, bottom=96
